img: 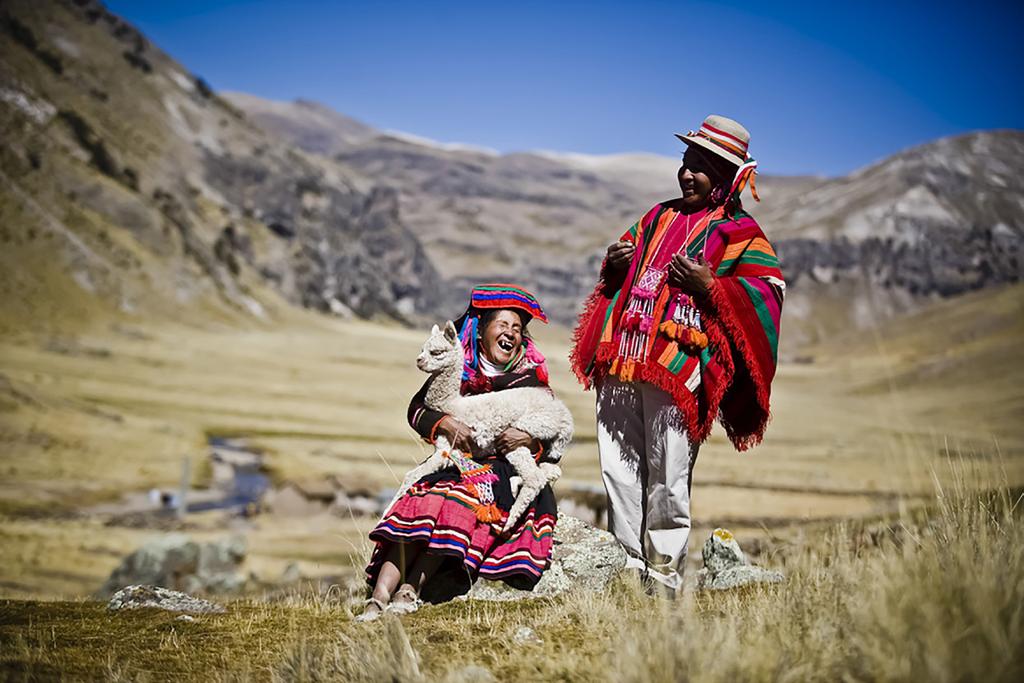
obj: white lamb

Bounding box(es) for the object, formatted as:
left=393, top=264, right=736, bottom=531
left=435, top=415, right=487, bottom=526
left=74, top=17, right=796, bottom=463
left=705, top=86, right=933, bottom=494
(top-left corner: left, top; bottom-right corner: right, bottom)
left=390, top=321, right=572, bottom=534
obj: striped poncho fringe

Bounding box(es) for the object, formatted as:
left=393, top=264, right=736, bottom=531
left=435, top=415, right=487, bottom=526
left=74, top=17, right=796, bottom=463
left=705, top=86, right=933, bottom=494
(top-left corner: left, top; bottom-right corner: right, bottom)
left=569, top=203, right=784, bottom=451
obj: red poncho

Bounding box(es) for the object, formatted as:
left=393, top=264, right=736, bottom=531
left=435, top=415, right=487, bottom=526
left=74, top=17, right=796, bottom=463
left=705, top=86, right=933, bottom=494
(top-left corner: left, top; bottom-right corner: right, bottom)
left=570, top=203, right=785, bottom=450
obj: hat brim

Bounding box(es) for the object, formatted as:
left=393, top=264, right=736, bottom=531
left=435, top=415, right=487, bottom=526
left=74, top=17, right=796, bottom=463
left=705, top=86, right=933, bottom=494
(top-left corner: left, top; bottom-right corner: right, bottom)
left=675, top=133, right=745, bottom=168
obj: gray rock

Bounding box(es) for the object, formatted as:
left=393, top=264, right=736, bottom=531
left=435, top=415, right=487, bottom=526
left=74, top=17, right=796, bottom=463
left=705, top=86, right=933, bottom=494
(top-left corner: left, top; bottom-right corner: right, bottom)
left=512, top=626, right=543, bottom=645
left=471, top=515, right=625, bottom=601
left=425, top=515, right=626, bottom=602
left=449, top=561, right=567, bottom=602
left=107, top=585, right=226, bottom=614
left=195, top=535, right=247, bottom=592
left=696, top=565, right=786, bottom=591
left=702, top=528, right=746, bottom=574
left=550, top=515, right=626, bottom=589
left=696, top=528, right=785, bottom=591
left=99, top=534, right=247, bottom=597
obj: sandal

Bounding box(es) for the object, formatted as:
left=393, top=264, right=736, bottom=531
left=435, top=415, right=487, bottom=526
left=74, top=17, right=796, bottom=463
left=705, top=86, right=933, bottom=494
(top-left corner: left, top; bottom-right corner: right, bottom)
left=354, top=597, right=387, bottom=623
left=386, top=586, right=422, bottom=615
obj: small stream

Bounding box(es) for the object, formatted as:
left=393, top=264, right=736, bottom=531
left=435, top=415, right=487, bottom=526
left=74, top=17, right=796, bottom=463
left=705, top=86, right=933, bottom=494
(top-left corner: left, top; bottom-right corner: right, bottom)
left=195, top=436, right=271, bottom=512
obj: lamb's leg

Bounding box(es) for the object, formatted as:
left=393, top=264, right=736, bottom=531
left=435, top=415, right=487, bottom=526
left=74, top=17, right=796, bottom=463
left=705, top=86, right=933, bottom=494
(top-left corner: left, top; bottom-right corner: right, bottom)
left=501, top=448, right=562, bottom=534
left=384, top=437, right=452, bottom=514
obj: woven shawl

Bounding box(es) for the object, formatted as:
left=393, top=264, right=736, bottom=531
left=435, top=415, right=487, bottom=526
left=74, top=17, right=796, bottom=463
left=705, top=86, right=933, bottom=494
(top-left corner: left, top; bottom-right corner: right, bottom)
left=569, top=203, right=785, bottom=450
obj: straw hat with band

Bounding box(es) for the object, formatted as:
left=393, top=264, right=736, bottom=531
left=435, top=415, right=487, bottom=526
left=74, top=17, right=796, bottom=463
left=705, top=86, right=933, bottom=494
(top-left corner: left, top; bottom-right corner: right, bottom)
left=675, top=114, right=760, bottom=204
left=453, top=284, right=549, bottom=381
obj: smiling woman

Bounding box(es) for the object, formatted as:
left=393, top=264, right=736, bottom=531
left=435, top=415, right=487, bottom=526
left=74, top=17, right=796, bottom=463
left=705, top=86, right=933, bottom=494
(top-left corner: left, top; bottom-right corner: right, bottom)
left=357, top=284, right=560, bottom=621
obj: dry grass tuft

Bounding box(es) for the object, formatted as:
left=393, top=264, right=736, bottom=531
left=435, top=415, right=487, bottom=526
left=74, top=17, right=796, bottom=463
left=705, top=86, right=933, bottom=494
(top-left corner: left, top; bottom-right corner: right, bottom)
left=274, top=618, right=422, bottom=683
left=607, top=463, right=1024, bottom=683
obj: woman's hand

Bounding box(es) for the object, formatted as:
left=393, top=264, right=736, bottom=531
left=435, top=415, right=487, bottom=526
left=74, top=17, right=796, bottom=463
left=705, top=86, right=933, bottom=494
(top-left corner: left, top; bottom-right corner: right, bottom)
left=436, top=416, right=478, bottom=455
left=605, top=241, right=635, bottom=272
left=495, top=427, right=540, bottom=455
left=668, top=253, right=714, bottom=297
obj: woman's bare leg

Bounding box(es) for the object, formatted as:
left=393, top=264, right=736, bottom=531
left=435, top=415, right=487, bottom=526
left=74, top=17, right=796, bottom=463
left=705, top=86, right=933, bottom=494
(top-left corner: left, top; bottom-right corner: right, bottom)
left=393, top=549, right=444, bottom=604
left=370, top=542, right=423, bottom=605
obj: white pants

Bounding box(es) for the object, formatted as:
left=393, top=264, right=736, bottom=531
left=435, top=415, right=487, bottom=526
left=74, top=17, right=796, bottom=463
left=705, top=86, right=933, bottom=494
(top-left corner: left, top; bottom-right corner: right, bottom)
left=596, top=375, right=697, bottom=593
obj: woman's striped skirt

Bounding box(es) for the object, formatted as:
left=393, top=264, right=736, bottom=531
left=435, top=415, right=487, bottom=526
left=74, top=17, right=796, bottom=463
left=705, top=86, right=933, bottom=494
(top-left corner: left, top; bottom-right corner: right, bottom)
left=365, top=457, right=557, bottom=594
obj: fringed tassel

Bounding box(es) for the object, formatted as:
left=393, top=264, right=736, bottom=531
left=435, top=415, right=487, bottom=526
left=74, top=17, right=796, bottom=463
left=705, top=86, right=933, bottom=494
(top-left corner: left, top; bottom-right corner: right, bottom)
left=728, top=160, right=760, bottom=205
left=620, top=358, right=636, bottom=382
left=621, top=310, right=641, bottom=330
left=682, top=327, right=709, bottom=350
left=475, top=502, right=502, bottom=523
left=659, top=320, right=708, bottom=354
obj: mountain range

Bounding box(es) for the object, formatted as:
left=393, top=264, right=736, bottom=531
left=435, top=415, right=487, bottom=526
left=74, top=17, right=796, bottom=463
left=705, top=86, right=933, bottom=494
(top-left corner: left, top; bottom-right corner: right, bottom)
left=2, top=0, right=1021, bottom=347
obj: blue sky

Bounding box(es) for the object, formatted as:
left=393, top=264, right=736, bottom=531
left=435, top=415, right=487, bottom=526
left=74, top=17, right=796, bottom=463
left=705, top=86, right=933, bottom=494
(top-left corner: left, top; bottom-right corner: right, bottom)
left=107, top=0, right=1024, bottom=176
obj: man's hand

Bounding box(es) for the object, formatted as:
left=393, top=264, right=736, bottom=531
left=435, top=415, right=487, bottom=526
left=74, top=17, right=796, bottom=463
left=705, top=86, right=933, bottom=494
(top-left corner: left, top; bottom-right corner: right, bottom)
left=605, top=240, right=635, bottom=272
left=495, top=427, right=540, bottom=455
left=668, top=253, right=714, bottom=297
left=436, top=416, right=477, bottom=455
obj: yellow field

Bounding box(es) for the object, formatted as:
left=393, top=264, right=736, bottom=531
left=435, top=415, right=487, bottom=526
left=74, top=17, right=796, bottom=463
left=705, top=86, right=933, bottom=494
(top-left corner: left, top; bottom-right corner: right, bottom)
left=1, top=283, right=1022, bottom=598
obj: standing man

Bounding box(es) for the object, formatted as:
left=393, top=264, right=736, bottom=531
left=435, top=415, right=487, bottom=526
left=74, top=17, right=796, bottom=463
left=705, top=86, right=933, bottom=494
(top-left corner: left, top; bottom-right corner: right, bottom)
left=570, top=115, right=785, bottom=595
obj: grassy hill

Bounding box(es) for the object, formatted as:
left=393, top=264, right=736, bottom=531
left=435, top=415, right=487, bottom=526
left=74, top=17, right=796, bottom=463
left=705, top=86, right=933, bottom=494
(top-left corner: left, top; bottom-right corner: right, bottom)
left=2, top=468, right=1021, bottom=682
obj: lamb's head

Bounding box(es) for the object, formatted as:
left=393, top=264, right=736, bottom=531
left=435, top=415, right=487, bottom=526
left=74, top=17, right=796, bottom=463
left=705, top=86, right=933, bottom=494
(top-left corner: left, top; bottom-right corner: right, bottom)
left=416, top=320, right=463, bottom=374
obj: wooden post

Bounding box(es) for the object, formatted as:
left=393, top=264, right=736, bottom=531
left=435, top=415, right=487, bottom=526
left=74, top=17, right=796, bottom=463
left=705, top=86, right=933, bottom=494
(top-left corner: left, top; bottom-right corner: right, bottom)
left=177, top=456, right=190, bottom=520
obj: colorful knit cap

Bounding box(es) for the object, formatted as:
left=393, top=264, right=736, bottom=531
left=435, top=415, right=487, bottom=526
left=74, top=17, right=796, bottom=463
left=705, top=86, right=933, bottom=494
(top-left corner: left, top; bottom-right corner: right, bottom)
left=468, top=284, right=548, bottom=324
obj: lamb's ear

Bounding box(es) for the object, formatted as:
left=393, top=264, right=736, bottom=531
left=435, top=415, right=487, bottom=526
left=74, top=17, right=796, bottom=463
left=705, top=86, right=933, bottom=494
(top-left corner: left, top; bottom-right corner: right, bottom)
left=443, top=320, right=458, bottom=342
left=431, top=324, right=440, bottom=336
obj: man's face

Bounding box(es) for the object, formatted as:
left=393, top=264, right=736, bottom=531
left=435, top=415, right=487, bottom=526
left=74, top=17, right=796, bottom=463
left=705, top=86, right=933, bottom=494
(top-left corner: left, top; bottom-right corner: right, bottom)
left=677, top=147, right=721, bottom=210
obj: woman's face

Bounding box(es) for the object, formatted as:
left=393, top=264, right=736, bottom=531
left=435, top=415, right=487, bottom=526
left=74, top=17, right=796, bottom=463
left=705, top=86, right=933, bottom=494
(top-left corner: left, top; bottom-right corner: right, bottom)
left=677, top=147, right=726, bottom=211
left=479, top=309, right=524, bottom=366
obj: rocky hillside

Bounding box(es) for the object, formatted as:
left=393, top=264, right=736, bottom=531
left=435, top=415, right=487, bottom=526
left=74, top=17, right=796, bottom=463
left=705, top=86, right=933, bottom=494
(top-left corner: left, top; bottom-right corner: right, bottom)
left=0, top=0, right=439, bottom=335
left=764, top=131, right=1024, bottom=338
left=228, top=92, right=824, bottom=323
left=234, top=93, right=1022, bottom=339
